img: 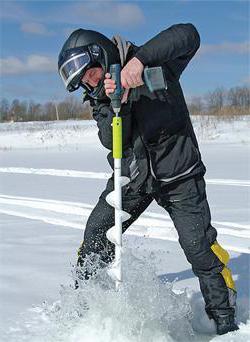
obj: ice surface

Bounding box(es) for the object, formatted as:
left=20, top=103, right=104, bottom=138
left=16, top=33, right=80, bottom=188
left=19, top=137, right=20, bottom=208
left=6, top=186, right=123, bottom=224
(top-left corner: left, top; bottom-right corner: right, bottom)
left=0, top=117, right=249, bottom=341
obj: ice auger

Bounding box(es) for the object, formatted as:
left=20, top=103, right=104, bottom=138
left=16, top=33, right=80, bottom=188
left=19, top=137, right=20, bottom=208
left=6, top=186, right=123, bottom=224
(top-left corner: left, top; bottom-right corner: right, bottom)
left=106, top=64, right=167, bottom=289
left=105, top=64, right=130, bottom=289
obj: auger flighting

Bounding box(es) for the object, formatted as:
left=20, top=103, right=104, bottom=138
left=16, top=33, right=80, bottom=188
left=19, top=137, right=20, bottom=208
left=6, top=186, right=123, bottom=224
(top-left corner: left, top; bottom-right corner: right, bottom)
left=106, top=64, right=131, bottom=289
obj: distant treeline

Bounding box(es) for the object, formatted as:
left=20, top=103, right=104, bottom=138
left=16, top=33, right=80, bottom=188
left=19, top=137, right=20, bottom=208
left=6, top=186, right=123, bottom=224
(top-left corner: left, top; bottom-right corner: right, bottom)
left=0, top=85, right=249, bottom=122
left=0, top=96, right=92, bottom=122
left=188, top=85, right=250, bottom=116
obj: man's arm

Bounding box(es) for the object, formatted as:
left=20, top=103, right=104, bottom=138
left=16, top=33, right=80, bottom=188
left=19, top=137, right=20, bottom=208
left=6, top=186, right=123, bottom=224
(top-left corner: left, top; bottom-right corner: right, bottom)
left=91, top=98, right=114, bottom=150
left=134, top=23, right=200, bottom=79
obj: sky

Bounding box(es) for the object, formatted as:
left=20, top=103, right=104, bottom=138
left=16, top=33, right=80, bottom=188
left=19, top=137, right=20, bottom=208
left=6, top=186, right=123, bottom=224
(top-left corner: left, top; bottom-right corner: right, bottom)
left=0, top=0, right=249, bottom=104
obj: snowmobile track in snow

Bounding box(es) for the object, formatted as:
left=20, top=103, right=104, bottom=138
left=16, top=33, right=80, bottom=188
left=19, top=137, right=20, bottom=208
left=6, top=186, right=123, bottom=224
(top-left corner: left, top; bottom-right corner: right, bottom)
left=0, top=193, right=249, bottom=254
left=0, top=167, right=250, bottom=187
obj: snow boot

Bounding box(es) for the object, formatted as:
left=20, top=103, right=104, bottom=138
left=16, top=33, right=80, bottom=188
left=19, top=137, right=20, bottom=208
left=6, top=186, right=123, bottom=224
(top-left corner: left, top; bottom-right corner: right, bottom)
left=215, top=313, right=239, bottom=335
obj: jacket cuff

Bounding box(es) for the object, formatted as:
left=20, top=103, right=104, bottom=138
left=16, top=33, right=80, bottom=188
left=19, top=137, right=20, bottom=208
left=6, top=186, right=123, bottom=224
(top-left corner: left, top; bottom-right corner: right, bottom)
left=134, top=51, right=148, bottom=67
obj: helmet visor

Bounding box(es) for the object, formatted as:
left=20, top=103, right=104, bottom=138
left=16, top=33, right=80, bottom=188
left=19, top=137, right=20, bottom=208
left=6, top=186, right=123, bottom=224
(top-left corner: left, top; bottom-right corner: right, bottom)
left=59, top=52, right=91, bottom=90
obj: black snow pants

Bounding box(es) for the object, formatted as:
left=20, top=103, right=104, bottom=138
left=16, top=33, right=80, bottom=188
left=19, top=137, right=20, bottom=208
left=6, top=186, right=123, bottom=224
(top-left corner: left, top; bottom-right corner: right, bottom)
left=77, top=174, right=236, bottom=319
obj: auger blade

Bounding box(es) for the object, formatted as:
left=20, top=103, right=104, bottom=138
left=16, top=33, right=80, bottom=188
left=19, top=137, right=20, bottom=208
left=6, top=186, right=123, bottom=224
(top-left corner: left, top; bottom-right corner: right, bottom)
left=121, top=210, right=131, bottom=221
left=106, top=193, right=131, bottom=222
left=106, top=192, right=115, bottom=207
left=106, top=226, right=119, bottom=245
left=120, top=176, right=130, bottom=186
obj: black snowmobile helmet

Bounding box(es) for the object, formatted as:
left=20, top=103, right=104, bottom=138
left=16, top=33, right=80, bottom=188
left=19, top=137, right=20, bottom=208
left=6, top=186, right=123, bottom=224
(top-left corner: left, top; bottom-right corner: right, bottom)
left=58, top=28, right=120, bottom=100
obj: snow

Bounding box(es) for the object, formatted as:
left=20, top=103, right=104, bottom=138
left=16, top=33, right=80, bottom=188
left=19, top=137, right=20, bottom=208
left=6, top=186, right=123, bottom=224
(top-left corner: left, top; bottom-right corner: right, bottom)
left=191, top=115, right=250, bottom=144
left=0, top=116, right=249, bottom=150
left=0, top=120, right=97, bottom=150
left=0, top=116, right=249, bottom=341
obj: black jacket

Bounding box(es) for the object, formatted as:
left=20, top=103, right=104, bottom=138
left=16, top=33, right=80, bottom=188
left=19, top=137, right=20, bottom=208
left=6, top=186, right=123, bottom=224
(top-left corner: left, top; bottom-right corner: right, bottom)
left=89, top=23, right=206, bottom=193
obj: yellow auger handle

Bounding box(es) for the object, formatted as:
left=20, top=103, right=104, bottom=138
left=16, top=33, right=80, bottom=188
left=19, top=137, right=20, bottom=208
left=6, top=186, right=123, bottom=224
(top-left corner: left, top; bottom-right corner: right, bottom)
left=112, top=117, right=122, bottom=159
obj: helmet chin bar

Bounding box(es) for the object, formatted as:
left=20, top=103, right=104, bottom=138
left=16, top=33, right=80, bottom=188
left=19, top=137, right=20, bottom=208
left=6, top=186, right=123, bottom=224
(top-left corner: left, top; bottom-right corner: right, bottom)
left=81, top=81, right=93, bottom=93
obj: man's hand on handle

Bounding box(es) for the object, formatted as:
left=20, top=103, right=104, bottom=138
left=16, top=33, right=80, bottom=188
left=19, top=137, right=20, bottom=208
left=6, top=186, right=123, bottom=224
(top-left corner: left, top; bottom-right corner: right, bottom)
left=104, top=57, right=144, bottom=104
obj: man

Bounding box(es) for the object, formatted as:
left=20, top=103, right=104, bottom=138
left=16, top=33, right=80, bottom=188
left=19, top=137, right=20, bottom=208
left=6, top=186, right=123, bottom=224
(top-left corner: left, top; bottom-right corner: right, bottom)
left=58, top=23, right=239, bottom=335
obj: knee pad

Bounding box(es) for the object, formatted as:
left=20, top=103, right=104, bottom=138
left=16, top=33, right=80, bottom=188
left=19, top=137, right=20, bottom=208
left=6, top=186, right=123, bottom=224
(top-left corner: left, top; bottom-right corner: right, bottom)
left=211, top=241, right=236, bottom=291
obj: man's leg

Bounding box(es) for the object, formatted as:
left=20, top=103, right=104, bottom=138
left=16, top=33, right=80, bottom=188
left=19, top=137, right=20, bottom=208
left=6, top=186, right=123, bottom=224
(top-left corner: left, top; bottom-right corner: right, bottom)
left=77, top=178, right=153, bottom=279
left=154, top=175, right=238, bottom=335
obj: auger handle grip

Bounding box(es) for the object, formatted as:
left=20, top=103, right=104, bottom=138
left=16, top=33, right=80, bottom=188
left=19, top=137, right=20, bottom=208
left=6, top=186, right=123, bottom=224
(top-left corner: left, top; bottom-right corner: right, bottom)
left=109, top=64, right=122, bottom=111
